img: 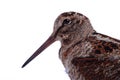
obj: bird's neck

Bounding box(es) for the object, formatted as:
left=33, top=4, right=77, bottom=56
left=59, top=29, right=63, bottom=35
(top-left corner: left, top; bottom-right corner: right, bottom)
left=61, top=26, right=95, bottom=49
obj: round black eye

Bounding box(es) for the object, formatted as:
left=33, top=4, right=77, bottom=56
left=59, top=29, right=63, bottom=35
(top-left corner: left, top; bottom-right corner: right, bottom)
left=63, top=19, right=72, bottom=25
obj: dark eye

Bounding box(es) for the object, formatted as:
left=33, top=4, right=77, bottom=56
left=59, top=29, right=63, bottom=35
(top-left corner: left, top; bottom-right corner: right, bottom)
left=63, top=19, right=72, bottom=25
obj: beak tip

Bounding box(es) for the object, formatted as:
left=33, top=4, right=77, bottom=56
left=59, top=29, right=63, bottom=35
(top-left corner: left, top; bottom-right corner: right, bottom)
left=21, top=61, right=28, bottom=68
left=21, top=64, right=25, bottom=68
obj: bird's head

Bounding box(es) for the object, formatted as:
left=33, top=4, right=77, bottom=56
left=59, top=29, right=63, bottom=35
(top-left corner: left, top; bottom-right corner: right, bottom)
left=22, top=11, right=94, bottom=68
left=53, top=12, right=93, bottom=46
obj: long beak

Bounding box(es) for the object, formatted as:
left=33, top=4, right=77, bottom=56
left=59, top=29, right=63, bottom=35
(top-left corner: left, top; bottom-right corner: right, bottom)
left=22, top=35, right=56, bottom=68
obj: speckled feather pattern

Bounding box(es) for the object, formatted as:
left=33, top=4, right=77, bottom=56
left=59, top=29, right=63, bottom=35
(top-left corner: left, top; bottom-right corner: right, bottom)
left=22, top=12, right=120, bottom=80
left=57, top=12, right=120, bottom=80
left=59, top=32, right=120, bottom=80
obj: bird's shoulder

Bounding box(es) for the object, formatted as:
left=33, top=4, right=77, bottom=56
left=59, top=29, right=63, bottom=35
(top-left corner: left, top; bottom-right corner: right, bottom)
left=86, top=32, right=120, bottom=56
left=71, top=31, right=120, bottom=68
left=71, top=32, right=120, bottom=80
left=72, top=32, right=120, bottom=59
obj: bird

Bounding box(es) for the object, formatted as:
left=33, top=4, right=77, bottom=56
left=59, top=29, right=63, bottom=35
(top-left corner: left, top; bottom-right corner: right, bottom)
left=22, top=11, right=120, bottom=80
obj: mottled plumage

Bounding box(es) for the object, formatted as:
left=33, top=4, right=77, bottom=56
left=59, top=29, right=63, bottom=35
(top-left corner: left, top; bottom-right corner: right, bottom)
left=22, top=12, right=120, bottom=80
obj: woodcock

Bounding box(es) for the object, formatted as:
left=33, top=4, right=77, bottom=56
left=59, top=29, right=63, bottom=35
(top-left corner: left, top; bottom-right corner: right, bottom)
left=22, top=12, right=120, bottom=80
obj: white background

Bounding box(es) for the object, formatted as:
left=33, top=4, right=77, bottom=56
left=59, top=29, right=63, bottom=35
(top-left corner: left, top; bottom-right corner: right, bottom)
left=0, top=0, right=120, bottom=80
